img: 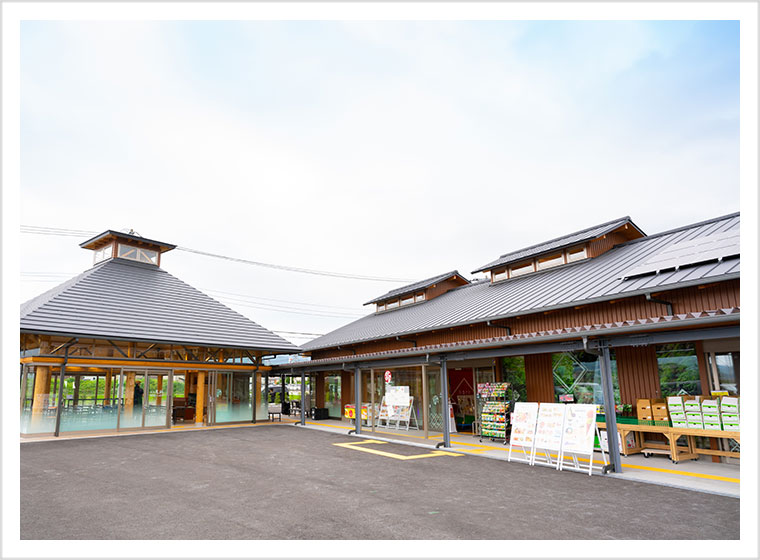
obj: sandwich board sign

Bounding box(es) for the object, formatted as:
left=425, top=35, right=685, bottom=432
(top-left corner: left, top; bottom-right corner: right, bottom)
left=508, top=402, right=539, bottom=464
left=558, top=404, right=600, bottom=475
left=531, top=403, right=566, bottom=467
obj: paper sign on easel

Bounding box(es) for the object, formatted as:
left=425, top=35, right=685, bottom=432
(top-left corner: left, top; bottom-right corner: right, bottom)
left=508, top=402, right=539, bottom=464
left=558, top=404, right=598, bottom=475
left=531, top=403, right=566, bottom=467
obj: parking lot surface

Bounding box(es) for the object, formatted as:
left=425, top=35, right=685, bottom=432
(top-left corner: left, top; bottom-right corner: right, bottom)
left=21, top=425, right=739, bottom=540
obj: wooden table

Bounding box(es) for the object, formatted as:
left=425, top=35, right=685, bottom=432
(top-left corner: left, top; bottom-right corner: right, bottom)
left=597, top=422, right=740, bottom=463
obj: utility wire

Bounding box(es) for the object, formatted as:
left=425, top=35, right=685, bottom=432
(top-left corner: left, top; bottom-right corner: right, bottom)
left=20, top=225, right=413, bottom=283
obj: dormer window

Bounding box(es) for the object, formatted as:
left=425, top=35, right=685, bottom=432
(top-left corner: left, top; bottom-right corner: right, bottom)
left=376, top=303, right=386, bottom=312
left=492, top=269, right=508, bottom=283
left=93, top=244, right=113, bottom=265
left=537, top=253, right=564, bottom=271
left=386, top=300, right=399, bottom=309
left=415, top=292, right=425, bottom=303
left=510, top=261, right=535, bottom=277
left=567, top=245, right=587, bottom=263
left=118, top=243, right=159, bottom=265
left=401, top=295, right=414, bottom=306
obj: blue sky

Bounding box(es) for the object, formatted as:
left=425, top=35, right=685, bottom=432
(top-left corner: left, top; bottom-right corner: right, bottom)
left=19, top=20, right=740, bottom=343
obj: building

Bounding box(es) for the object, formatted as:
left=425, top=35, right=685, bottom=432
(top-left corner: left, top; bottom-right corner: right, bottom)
left=277, top=213, right=740, bottom=468
left=20, top=230, right=300, bottom=436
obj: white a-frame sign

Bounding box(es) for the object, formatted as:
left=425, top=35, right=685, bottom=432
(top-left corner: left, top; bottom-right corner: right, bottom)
left=557, top=404, right=607, bottom=476
left=508, top=402, right=538, bottom=464
left=531, top=403, right=566, bottom=467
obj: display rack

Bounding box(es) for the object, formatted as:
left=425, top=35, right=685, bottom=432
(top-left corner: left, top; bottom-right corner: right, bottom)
left=477, top=382, right=510, bottom=444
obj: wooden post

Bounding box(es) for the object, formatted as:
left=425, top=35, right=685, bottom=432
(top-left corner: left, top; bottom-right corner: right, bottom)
left=124, top=372, right=136, bottom=416
left=196, top=372, right=205, bottom=425
left=31, top=365, right=52, bottom=420
left=156, top=375, right=163, bottom=406
left=255, top=372, right=261, bottom=421
left=73, top=375, right=81, bottom=406
left=104, top=371, right=112, bottom=405
left=316, top=373, right=326, bottom=408
left=184, top=372, right=190, bottom=398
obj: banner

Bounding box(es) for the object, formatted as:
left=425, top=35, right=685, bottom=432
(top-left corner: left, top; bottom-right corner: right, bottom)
left=510, top=402, right=539, bottom=448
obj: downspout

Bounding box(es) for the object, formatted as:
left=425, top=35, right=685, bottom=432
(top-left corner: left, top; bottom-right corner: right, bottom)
left=252, top=361, right=260, bottom=424
left=487, top=321, right=512, bottom=336
left=645, top=293, right=674, bottom=317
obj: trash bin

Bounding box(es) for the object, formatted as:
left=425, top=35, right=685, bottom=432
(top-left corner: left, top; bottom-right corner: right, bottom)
left=311, top=407, right=329, bottom=420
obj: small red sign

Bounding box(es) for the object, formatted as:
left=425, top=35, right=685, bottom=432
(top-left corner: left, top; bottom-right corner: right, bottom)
left=384, top=370, right=392, bottom=383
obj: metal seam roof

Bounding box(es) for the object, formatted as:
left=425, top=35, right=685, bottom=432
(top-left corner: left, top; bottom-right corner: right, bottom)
left=472, top=216, right=643, bottom=273
left=303, top=213, right=740, bottom=352
left=20, top=258, right=301, bottom=352
left=364, top=270, right=467, bottom=305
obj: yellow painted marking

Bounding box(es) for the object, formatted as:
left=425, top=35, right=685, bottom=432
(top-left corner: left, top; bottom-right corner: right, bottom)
left=618, top=463, right=740, bottom=483
left=333, top=439, right=462, bottom=460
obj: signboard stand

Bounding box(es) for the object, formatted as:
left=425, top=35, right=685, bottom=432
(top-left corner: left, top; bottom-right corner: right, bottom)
left=377, top=395, right=418, bottom=431
left=508, top=402, right=539, bottom=464
left=530, top=403, right=566, bottom=468
left=557, top=404, right=608, bottom=476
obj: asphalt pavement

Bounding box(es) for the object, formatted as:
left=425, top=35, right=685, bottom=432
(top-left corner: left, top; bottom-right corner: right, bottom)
left=20, top=424, right=739, bottom=540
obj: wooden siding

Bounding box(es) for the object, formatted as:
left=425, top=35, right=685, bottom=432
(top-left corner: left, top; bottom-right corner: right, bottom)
left=587, top=231, right=628, bottom=258
left=616, top=345, right=661, bottom=403
left=310, top=280, right=739, bottom=361
left=524, top=354, right=554, bottom=402
left=425, top=277, right=468, bottom=301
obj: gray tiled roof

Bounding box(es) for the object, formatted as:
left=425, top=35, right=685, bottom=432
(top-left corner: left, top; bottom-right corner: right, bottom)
left=20, top=258, right=301, bottom=352
left=303, top=213, right=739, bottom=352
left=364, top=270, right=467, bottom=305
left=472, top=216, right=643, bottom=273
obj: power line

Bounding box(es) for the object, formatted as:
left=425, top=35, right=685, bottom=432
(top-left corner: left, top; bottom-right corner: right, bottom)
left=20, top=225, right=413, bottom=283
left=202, top=287, right=362, bottom=311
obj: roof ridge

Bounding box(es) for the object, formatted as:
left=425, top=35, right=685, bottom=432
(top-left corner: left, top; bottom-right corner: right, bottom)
left=497, top=216, right=632, bottom=259
left=615, top=211, right=740, bottom=248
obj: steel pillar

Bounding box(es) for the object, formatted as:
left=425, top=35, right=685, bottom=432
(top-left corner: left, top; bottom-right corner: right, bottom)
left=599, top=340, right=622, bottom=473
left=354, top=367, right=362, bottom=434
left=440, top=358, right=450, bottom=448
left=300, top=370, right=306, bottom=426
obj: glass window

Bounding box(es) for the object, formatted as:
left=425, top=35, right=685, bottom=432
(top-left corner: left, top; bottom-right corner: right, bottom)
left=386, top=300, right=399, bottom=309
left=537, top=253, right=564, bottom=270
left=401, top=295, right=414, bottom=306
left=502, top=357, right=526, bottom=402
left=510, top=261, right=534, bottom=277
left=118, top=244, right=158, bottom=265
left=551, top=351, right=620, bottom=405
left=656, top=343, right=701, bottom=396
left=492, top=269, right=507, bottom=282
left=93, top=244, right=113, bottom=264
left=376, top=303, right=385, bottom=312
left=710, top=352, right=740, bottom=395
left=415, top=292, right=425, bottom=302
left=567, top=245, right=587, bottom=262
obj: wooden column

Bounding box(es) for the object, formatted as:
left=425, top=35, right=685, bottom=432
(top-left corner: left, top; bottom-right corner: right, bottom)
left=73, top=375, right=81, bottom=406
left=616, top=345, right=661, bottom=404
left=156, top=375, right=163, bottom=406
left=316, top=373, right=325, bottom=408
left=104, top=371, right=113, bottom=405
left=124, top=372, right=136, bottom=416
left=31, top=365, right=52, bottom=419
left=184, top=372, right=191, bottom=398
left=196, top=372, right=205, bottom=425
left=525, top=354, right=555, bottom=402
left=340, top=371, right=352, bottom=419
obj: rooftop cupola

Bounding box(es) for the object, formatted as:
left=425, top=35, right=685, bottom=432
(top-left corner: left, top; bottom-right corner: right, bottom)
left=80, top=230, right=176, bottom=267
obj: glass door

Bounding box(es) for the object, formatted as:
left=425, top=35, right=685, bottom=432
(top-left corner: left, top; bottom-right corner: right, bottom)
left=119, top=371, right=146, bottom=429
left=426, top=366, right=443, bottom=432
left=209, top=372, right=254, bottom=424
left=145, top=371, right=171, bottom=428
left=325, top=375, right=342, bottom=418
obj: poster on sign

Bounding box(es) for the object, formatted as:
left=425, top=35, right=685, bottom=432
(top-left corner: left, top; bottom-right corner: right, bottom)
left=561, top=404, right=597, bottom=455
left=386, top=386, right=410, bottom=407
left=508, top=402, right=539, bottom=464
left=531, top=403, right=566, bottom=466
left=510, top=402, right=539, bottom=448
